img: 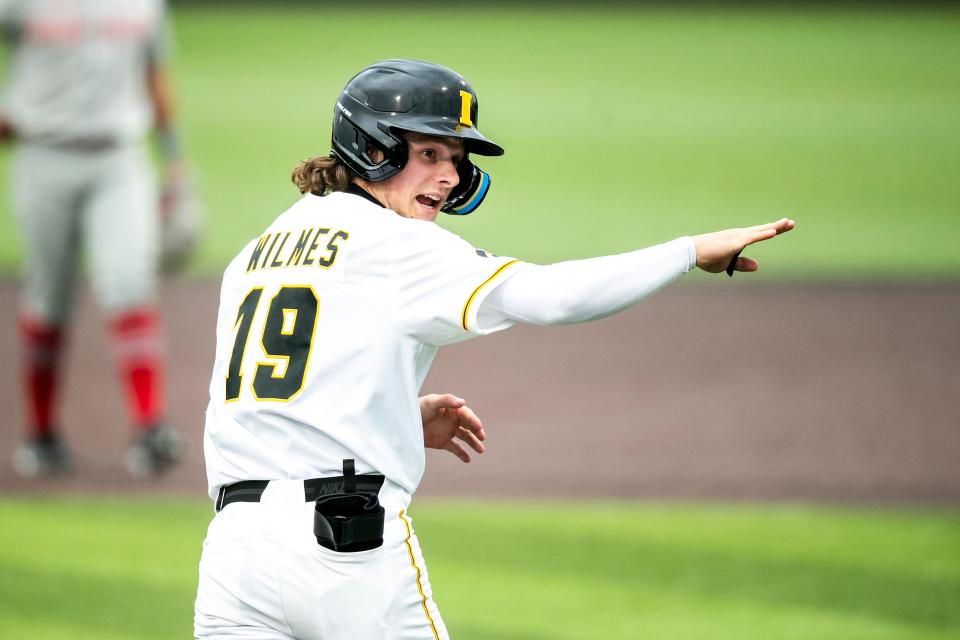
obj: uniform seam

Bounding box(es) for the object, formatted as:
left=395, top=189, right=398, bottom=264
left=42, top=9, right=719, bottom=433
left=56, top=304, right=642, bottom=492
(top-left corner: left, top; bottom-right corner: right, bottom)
left=399, top=509, right=440, bottom=640
left=460, top=259, right=521, bottom=331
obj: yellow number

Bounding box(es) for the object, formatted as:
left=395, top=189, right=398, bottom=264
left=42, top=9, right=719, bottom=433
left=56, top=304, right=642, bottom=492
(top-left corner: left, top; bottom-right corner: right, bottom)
left=459, top=90, right=473, bottom=127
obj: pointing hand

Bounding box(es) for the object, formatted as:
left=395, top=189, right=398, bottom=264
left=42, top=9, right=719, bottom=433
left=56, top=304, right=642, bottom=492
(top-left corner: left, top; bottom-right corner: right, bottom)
left=692, top=218, right=795, bottom=275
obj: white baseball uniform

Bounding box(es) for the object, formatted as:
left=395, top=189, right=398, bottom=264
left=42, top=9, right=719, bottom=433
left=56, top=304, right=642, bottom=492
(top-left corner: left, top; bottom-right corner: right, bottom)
left=196, top=188, right=696, bottom=639
left=196, top=189, right=522, bottom=640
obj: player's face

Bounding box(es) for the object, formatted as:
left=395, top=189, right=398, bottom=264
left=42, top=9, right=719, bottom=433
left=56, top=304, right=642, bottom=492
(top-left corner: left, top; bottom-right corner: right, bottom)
left=369, top=134, right=464, bottom=222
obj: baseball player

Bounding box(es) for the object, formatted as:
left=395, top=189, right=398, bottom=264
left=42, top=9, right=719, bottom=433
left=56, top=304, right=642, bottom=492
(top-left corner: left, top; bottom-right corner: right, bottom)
left=0, top=0, right=187, bottom=478
left=194, top=59, right=794, bottom=639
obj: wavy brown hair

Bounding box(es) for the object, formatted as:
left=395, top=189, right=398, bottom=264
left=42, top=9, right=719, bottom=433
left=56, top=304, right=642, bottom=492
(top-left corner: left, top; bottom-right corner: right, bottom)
left=291, top=155, right=352, bottom=196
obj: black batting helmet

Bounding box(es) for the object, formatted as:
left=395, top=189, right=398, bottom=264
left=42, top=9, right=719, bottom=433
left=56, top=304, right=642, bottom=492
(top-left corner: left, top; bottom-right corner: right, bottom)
left=330, top=59, right=503, bottom=215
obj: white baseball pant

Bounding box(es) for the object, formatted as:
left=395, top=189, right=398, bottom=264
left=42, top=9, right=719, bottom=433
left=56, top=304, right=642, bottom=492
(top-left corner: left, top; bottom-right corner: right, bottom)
left=194, top=478, right=449, bottom=640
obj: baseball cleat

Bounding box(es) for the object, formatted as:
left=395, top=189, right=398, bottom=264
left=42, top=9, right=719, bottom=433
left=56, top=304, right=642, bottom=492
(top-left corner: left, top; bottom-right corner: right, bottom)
left=13, top=433, right=73, bottom=478
left=125, top=423, right=186, bottom=479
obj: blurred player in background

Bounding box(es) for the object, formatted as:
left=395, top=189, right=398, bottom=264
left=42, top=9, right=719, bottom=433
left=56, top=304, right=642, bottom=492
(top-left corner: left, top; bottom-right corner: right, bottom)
left=0, top=0, right=198, bottom=478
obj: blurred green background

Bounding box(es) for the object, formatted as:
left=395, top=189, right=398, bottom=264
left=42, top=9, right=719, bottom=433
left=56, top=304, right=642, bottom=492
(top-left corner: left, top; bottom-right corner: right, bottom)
left=2, top=3, right=959, bottom=639
left=1, top=2, right=958, bottom=277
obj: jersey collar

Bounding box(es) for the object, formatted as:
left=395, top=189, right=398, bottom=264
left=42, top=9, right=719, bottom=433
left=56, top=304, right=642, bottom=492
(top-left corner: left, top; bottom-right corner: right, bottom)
left=345, top=183, right=385, bottom=209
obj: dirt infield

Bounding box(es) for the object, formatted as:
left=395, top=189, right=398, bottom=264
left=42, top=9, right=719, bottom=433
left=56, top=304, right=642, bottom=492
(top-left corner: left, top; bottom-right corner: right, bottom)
left=0, top=279, right=957, bottom=504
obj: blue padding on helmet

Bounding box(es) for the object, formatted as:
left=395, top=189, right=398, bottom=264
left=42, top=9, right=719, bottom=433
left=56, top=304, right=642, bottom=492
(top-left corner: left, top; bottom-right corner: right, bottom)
left=447, top=170, right=490, bottom=216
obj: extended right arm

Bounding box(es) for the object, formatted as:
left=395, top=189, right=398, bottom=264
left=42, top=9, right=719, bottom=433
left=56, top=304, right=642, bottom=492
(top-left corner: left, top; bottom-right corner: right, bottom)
left=478, top=218, right=795, bottom=328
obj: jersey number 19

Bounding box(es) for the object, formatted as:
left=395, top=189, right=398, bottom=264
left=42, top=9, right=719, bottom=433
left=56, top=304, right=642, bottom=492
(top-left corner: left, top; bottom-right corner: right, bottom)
left=225, top=286, right=319, bottom=402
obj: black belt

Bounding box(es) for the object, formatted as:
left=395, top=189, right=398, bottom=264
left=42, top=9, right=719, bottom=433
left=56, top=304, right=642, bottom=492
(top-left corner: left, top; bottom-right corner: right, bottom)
left=215, top=474, right=386, bottom=513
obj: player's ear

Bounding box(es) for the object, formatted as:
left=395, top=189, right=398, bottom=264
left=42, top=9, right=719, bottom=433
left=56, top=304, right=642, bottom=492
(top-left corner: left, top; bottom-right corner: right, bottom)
left=365, top=143, right=384, bottom=164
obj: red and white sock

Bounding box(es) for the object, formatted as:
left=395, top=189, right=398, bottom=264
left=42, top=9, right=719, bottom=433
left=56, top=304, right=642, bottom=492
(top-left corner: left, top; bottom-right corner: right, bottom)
left=109, top=307, right=166, bottom=432
left=19, top=316, right=65, bottom=439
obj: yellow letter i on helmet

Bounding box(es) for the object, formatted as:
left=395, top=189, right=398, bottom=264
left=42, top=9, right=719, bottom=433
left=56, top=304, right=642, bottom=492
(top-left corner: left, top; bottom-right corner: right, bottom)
left=459, top=91, right=474, bottom=127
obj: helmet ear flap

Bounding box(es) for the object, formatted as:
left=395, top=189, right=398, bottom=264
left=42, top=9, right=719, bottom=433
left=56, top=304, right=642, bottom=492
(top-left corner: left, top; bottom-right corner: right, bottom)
left=331, top=111, right=407, bottom=182
left=441, top=158, right=491, bottom=215
left=359, top=129, right=407, bottom=178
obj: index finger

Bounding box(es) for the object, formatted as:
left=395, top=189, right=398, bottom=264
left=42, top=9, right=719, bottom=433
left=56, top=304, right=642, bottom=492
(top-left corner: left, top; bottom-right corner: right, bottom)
left=747, top=218, right=795, bottom=236
left=423, top=393, right=466, bottom=412
left=742, top=218, right=795, bottom=246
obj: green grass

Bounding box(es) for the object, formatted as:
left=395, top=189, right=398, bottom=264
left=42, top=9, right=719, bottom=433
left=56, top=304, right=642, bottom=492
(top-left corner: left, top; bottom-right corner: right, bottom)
left=0, top=5, right=958, bottom=278
left=0, top=497, right=958, bottom=639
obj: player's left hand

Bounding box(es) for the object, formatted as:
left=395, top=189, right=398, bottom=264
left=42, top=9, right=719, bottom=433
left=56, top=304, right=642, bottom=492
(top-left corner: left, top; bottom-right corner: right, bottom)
left=158, top=160, right=204, bottom=275
left=420, top=393, right=486, bottom=463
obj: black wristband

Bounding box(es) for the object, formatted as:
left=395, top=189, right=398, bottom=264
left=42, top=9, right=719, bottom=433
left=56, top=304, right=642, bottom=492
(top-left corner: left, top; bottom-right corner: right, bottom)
left=726, top=250, right=742, bottom=277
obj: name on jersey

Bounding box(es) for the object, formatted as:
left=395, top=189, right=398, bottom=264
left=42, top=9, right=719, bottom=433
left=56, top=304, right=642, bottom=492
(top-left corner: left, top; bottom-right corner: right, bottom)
left=246, top=228, right=349, bottom=273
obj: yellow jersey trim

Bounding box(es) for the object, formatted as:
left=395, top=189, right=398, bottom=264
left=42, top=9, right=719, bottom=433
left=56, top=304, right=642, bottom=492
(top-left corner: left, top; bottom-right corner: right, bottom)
left=400, top=510, right=441, bottom=640
left=460, top=259, right=521, bottom=331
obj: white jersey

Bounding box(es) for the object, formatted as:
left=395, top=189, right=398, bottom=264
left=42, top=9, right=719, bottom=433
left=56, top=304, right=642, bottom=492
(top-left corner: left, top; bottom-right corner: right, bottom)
left=203, top=191, right=524, bottom=499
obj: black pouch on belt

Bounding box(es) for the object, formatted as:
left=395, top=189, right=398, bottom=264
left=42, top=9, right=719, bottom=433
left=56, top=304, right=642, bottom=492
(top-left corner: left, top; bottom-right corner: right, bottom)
left=313, top=459, right=385, bottom=552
